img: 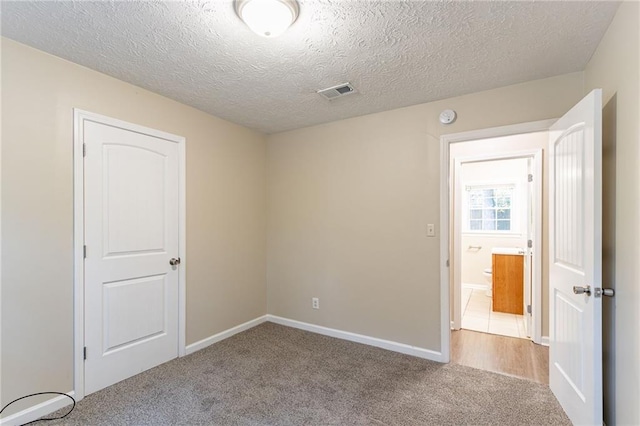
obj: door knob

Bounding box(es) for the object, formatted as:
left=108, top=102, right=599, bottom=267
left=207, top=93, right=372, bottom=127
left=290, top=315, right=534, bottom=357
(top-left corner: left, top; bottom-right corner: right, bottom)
left=169, top=257, right=181, bottom=266
left=573, top=285, right=591, bottom=296
left=594, top=287, right=615, bottom=298
left=601, top=288, right=615, bottom=297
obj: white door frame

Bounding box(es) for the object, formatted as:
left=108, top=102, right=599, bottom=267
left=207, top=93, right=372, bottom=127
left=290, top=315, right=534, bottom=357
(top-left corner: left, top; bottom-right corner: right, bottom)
left=73, top=109, right=187, bottom=401
left=451, top=149, right=542, bottom=341
left=439, top=119, right=555, bottom=361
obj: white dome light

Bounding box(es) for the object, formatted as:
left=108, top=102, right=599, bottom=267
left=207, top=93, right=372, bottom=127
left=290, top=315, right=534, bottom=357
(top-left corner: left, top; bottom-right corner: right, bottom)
left=235, top=0, right=299, bottom=38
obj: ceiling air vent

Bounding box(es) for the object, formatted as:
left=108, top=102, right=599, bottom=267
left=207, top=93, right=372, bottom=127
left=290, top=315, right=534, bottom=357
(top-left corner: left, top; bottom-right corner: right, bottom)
left=317, top=82, right=357, bottom=100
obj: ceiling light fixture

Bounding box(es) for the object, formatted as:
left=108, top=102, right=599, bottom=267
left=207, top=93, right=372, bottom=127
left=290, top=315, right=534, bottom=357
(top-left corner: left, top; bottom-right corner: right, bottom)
left=235, top=0, right=299, bottom=38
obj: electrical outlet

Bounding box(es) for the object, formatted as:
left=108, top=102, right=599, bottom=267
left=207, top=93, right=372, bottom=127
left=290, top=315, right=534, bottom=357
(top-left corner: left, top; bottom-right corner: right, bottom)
left=427, top=223, right=436, bottom=237
left=312, top=297, right=320, bottom=309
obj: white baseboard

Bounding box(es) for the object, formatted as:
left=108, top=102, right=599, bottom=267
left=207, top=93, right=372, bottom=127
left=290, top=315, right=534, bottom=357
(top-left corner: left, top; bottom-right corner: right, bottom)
left=185, top=315, right=268, bottom=355
left=540, top=336, right=550, bottom=346
left=0, top=391, right=75, bottom=426
left=462, top=283, right=489, bottom=290
left=267, top=315, right=444, bottom=363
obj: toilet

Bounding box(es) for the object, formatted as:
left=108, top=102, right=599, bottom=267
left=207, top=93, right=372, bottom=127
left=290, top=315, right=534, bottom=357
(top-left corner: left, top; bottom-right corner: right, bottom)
left=482, top=268, right=493, bottom=297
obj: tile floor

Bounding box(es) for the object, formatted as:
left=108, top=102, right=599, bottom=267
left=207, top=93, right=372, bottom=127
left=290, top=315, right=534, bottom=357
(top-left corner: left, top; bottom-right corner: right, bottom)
left=461, top=288, right=528, bottom=339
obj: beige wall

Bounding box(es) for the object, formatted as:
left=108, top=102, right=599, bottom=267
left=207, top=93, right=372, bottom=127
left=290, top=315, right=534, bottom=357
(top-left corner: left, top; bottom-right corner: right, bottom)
left=584, top=2, right=640, bottom=425
left=266, top=73, right=584, bottom=351
left=1, top=39, right=267, bottom=414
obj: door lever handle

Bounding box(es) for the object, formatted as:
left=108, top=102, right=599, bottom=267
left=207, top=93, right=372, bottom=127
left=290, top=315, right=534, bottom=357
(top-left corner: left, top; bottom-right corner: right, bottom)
left=573, top=285, right=591, bottom=296
left=169, top=257, right=181, bottom=266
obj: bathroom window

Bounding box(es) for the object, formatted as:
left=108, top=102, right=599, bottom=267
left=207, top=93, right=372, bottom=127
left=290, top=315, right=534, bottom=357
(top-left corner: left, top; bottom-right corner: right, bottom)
left=465, top=185, right=514, bottom=232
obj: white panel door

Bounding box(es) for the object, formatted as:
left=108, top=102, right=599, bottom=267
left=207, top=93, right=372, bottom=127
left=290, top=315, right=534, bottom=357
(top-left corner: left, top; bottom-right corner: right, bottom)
left=84, top=119, right=180, bottom=395
left=549, top=89, right=602, bottom=425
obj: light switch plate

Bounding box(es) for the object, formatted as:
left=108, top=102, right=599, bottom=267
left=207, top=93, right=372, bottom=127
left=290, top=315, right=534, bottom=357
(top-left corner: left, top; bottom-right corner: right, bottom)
left=427, top=224, right=436, bottom=237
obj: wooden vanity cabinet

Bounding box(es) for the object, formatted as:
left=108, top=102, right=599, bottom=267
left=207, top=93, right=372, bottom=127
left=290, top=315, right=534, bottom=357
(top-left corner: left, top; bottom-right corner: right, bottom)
left=492, top=253, right=524, bottom=314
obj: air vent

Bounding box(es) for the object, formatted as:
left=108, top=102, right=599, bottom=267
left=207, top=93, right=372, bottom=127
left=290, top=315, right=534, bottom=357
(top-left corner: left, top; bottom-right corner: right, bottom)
left=317, top=83, right=357, bottom=100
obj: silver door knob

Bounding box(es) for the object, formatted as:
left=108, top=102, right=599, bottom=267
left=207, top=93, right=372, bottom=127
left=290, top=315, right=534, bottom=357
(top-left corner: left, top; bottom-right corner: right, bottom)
left=169, top=257, right=181, bottom=266
left=573, top=285, right=591, bottom=296
left=594, top=287, right=615, bottom=298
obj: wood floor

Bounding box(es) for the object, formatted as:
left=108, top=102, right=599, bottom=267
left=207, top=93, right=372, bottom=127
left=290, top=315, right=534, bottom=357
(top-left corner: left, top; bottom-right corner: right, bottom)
left=451, top=329, right=549, bottom=384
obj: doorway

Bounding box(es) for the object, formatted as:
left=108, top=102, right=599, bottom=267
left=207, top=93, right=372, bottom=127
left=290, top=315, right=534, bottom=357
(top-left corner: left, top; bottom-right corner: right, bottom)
left=438, top=119, right=554, bottom=380
left=446, top=128, right=547, bottom=344
left=440, top=122, right=552, bottom=347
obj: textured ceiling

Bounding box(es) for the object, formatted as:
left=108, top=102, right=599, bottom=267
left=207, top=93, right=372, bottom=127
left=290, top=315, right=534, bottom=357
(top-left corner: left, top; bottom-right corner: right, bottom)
left=1, top=1, right=619, bottom=134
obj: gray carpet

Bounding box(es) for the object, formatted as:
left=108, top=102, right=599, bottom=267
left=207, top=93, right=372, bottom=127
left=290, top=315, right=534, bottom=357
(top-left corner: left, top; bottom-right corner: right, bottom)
left=47, top=322, right=569, bottom=425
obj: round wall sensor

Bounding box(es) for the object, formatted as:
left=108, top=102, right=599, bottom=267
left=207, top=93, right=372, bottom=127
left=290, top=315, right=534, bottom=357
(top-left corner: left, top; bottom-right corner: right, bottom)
left=439, top=109, right=457, bottom=125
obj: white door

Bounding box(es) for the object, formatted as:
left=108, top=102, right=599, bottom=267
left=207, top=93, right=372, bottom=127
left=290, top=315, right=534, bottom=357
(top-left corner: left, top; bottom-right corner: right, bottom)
left=84, top=118, right=181, bottom=395
left=549, top=89, right=602, bottom=425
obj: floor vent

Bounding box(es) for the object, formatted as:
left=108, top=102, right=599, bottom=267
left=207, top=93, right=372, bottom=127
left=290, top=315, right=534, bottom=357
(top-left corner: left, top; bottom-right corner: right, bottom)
left=317, top=83, right=356, bottom=100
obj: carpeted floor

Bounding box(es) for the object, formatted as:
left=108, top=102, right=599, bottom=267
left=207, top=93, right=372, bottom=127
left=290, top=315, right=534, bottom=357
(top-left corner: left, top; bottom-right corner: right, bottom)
left=46, top=322, right=569, bottom=425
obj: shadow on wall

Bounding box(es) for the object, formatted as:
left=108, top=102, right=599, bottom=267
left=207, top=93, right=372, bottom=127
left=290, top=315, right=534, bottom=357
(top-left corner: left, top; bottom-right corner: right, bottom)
left=602, top=94, right=616, bottom=425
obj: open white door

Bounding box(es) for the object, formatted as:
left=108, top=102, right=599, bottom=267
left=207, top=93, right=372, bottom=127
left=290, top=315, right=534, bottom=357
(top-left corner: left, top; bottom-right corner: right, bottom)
left=548, top=89, right=602, bottom=425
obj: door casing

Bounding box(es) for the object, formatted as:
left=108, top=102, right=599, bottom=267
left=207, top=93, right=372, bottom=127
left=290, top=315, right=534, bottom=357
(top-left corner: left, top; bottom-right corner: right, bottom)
left=73, top=109, right=187, bottom=401
left=439, top=119, right=556, bottom=362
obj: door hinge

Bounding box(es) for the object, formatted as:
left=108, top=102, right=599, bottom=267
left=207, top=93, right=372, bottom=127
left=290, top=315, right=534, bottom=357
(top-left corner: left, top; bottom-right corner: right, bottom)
left=83, top=245, right=87, bottom=259
left=528, top=174, right=533, bottom=182
left=83, top=143, right=86, bottom=157
left=446, top=259, right=450, bottom=267
left=83, top=346, right=87, bottom=360
left=527, top=304, right=532, bottom=314
left=527, top=239, right=533, bottom=248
